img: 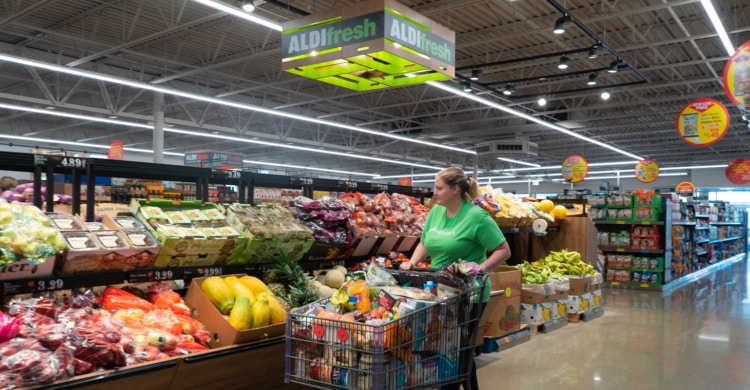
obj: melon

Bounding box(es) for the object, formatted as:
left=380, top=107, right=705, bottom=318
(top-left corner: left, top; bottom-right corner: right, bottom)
left=324, top=269, right=346, bottom=289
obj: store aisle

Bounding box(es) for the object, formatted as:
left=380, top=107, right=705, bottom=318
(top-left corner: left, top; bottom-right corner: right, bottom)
left=476, top=257, right=750, bottom=390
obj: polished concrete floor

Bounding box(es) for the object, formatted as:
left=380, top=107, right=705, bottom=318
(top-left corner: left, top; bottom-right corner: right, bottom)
left=476, top=256, right=750, bottom=390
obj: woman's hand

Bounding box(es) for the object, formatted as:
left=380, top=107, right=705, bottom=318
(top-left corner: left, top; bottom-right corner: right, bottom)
left=399, top=261, right=414, bottom=270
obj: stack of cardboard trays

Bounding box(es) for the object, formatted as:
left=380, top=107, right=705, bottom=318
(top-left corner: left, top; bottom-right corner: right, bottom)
left=520, top=279, right=569, bottom=327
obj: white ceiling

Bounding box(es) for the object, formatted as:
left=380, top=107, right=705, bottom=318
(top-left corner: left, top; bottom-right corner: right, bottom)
left=0, top=0, right=748, bottom=181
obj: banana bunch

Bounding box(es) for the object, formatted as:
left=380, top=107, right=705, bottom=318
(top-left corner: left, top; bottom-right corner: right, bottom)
left=516, top=249, right=599, bottom=283
left=330, top=287, right=354, bottom=312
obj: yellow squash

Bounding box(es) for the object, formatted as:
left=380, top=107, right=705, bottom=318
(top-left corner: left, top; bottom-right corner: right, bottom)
left=251, top=295, right=271, bottom=328
left=228, top=295, right=253, bottom=330
left=201, top=276, right=235, bottom=315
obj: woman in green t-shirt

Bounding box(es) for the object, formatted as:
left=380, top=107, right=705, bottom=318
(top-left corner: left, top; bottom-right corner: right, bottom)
left=400, top=166, right=511, bottom=390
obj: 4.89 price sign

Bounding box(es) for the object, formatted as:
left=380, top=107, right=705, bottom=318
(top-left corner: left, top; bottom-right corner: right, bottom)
left=562, top=155, right=588, bottom=184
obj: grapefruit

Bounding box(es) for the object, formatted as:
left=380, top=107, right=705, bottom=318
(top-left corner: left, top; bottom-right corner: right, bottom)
left=552, top=205, right=567, bottom=219
left=538, top=199, right=555, bottom=213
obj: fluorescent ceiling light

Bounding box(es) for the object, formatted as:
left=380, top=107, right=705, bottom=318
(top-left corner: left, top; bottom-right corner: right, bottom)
left=498, top=157, right=541, bottom=167
left=192, top=0, right=281, bottom=31
left=427, top=81, right=644, bottom=161
left=166, top=127, right=443, bottom=170
left=700, top=0, right=735, bottom=56
left=376, top=173, right=439, bottom=179
left=0, top=134, right=184, bottom=156
left=0, top=103, right=152, bottom=129
left=661, top=164, right=727, bottom=170
left=585, top=172, right=688, bottom=180
left=481, top=179, right=537, bottom=184
left=0, top=54, right=475, bottom=156
left=478, top=175, right=518, bottom=180
left=243, top=159, right=376, bottom=177
left=507, top=165, right=562, bottom=172
left=589, top=161, right=639, bottom=167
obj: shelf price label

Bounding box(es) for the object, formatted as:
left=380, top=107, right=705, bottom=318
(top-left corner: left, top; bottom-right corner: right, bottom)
left=214, top=169, right=241, bottom=180
left=128, top=269, right=181, bottom=283
left=197, top=267, right=223, bottom=277
left=295, top=177, right=314, bottom=186
left=338, top=180, right=358, bottom=189
left=35, top=155, right=88, bottom=169
left=36, top=278, right=64, bottom=292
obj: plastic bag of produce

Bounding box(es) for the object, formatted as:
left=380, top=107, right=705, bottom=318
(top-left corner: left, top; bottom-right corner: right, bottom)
left=102, top=286, right=156, bottom=312
left=0, top=312, right=20, bottom=343
left=0, top=338, right=64, bottom=387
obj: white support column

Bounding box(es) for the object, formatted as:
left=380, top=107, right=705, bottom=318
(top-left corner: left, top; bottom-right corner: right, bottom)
left=153, top=92, right=165, bottom=164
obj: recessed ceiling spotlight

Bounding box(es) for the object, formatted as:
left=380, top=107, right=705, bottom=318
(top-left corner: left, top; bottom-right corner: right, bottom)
left=558, top=55, right=569, bottom=70
left=607, top=59, right=620, bottom=73
left=240, top=0, right=255, bottom=12
left=462, top=81, right=472, bottom=92
left=503, top=83, right=515, bottom=96
left=588, top=45, right=599, bottom=59
left=601, top=90, right=611, bottom=100
left=470, top=69, right=481, bottom=81
left=538, top=96, right=547, bottom=106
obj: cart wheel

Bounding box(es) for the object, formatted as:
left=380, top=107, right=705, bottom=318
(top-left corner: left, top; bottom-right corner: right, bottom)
left=475, top=346, right=482, bottom=356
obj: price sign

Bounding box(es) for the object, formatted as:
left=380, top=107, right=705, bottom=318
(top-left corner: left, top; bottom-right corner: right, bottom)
left=676, top=182, right=695, bottom=197
left=561, top=155, right=588, bottom=184
left=634, top=159, right=659, bottom=183
left=35, top=155, right=88, bottom=169
left=60, top=157, right=87, bottom=169
left=722, top=40, right=750, bottom=111
left=295, top=177, right=314, bottom=186
left=213, top=170, right=241, bottom=180
left=725, top=159, right=750, bottom=185
left=338, top=180, right=358, bottom=189
left=198, top=267, right=223, bottom=277
left=128, top=269, right=182, bottom=283
left=676, top=98, right=729, bottom=146
left=36, top=278, right=64, bottom=291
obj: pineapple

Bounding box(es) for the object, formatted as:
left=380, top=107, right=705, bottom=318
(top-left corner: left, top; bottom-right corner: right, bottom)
left=267, top=255, right=320, bottom=309
left=263, top=271, right=280, bottom=285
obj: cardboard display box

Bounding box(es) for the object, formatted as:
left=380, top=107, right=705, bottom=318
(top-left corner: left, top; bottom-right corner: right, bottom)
left=184, top=275, right=286, bottom=348
left=591, top=289, right=603, bottom=309
left=478, top=294, right=521, bottom=339
left=521, top=286, right=568, bottom=305
left=0, top=256, right=55, bottom=280
left=56, top=214, right=160, bottom=273
left=567, top=276, right=595, bottom=296
left=520, top=302, right=555, bottom=325
left=489, top=265, right=522, bottom=299
left=567, top=293, right=594, bottom=314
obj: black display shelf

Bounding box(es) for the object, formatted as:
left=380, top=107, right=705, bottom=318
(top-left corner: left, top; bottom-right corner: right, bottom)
left=598, top=246, right=664, bottom=254
left=709, top=237, right=742, bottom=244
left=1, top=269, right=126, bottom=296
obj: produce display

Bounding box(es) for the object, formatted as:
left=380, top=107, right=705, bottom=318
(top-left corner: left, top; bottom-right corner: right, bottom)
left=226, top=204, right=312, bottom=241
left=132, top=201, right=242, bottom=241
left=475, top=187, right=554, bottom=224
left=0, top=200, right=66, bottom=266
left=0, top=284, right=209, bottom=388
left=337, top=192, right=428, bottom=236
left=287, top=196, right=355, bottom=245
left=516, top=249, right=598, bottom=284
left=200, top=275, right=287, bottom=331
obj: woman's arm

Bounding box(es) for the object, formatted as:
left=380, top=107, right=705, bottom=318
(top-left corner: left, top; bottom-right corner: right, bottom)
left=399, top=242, right=428, bottom=270
left=479, top=241, right=511, bottom=272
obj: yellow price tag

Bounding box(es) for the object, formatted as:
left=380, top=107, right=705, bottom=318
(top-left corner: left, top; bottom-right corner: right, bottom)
left=611, top=281, right=620, bottom=286
left=616, top=248, right=625, bottom=252
left=505, top=287, right=511, bottom=297
left=641, top=221, right=651, bottom=225
left=616, top=221, right=625, bottom=224
left=640, top=283, right=649, bottom=288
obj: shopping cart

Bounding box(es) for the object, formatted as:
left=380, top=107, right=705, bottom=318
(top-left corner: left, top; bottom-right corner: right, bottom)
left=285, top=268, right=487, bottom=390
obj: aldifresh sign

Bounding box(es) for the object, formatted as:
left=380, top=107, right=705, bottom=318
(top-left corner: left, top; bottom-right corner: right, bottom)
left=281, top=0, right=455, bottom=91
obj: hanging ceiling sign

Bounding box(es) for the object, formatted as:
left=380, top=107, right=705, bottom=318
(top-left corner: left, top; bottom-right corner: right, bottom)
left=561, top=154, right=588, bottom=184
left=281, top=0, right=454, bottom=91
left=634, top=159, right=659, bottom=183
left=675, top=98, right=730, bottom=146
left=726, top=159, right=750, bottom=185
left=184, top=150, right=244, bottom=169
left=107, top=140, right=124, bottom=160
left=675, top=182, right=695, bottom=197
left=722, top=40, right=750, bottom=112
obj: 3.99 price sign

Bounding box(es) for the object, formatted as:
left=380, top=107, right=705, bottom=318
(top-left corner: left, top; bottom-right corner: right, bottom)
left=561, top=155, right=588, bottom=184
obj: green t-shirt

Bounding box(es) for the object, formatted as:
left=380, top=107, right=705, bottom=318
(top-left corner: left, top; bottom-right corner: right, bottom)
left=422, top=201, right=506, bottom=301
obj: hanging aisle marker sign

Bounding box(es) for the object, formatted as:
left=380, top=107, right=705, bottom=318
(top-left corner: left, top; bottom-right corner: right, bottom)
left=676, top=98, right=730, bottom=146
left=561, top=155, right=588, bottom=184
left=723, top=40, right=750, bottom=112
left=725, top=159, right=750, bottom=185
left=676, top=182, right=695, bottom=197
left=107, top=140, right=124, bottom=160
left=634, top=159, right=659, bottom=183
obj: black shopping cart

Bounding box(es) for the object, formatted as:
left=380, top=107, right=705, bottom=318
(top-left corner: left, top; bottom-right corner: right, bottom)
left=285, top=268, right=487, bottom=390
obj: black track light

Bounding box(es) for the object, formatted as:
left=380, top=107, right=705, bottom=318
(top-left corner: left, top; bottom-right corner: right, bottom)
left=553, top=16, right=568, bottom=34
left=462, top=81, right=472, bottom=92
left=558, top=55, right=569, bottom=70
left=503, top=83, right=515, bottom=96
left=587, top=72, right=598, bottom=85
left=608, top=59, right=621, bottom=73
left=588, top=45, right=599, bottom=59
left=470, top=69, right=481, bottom=81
